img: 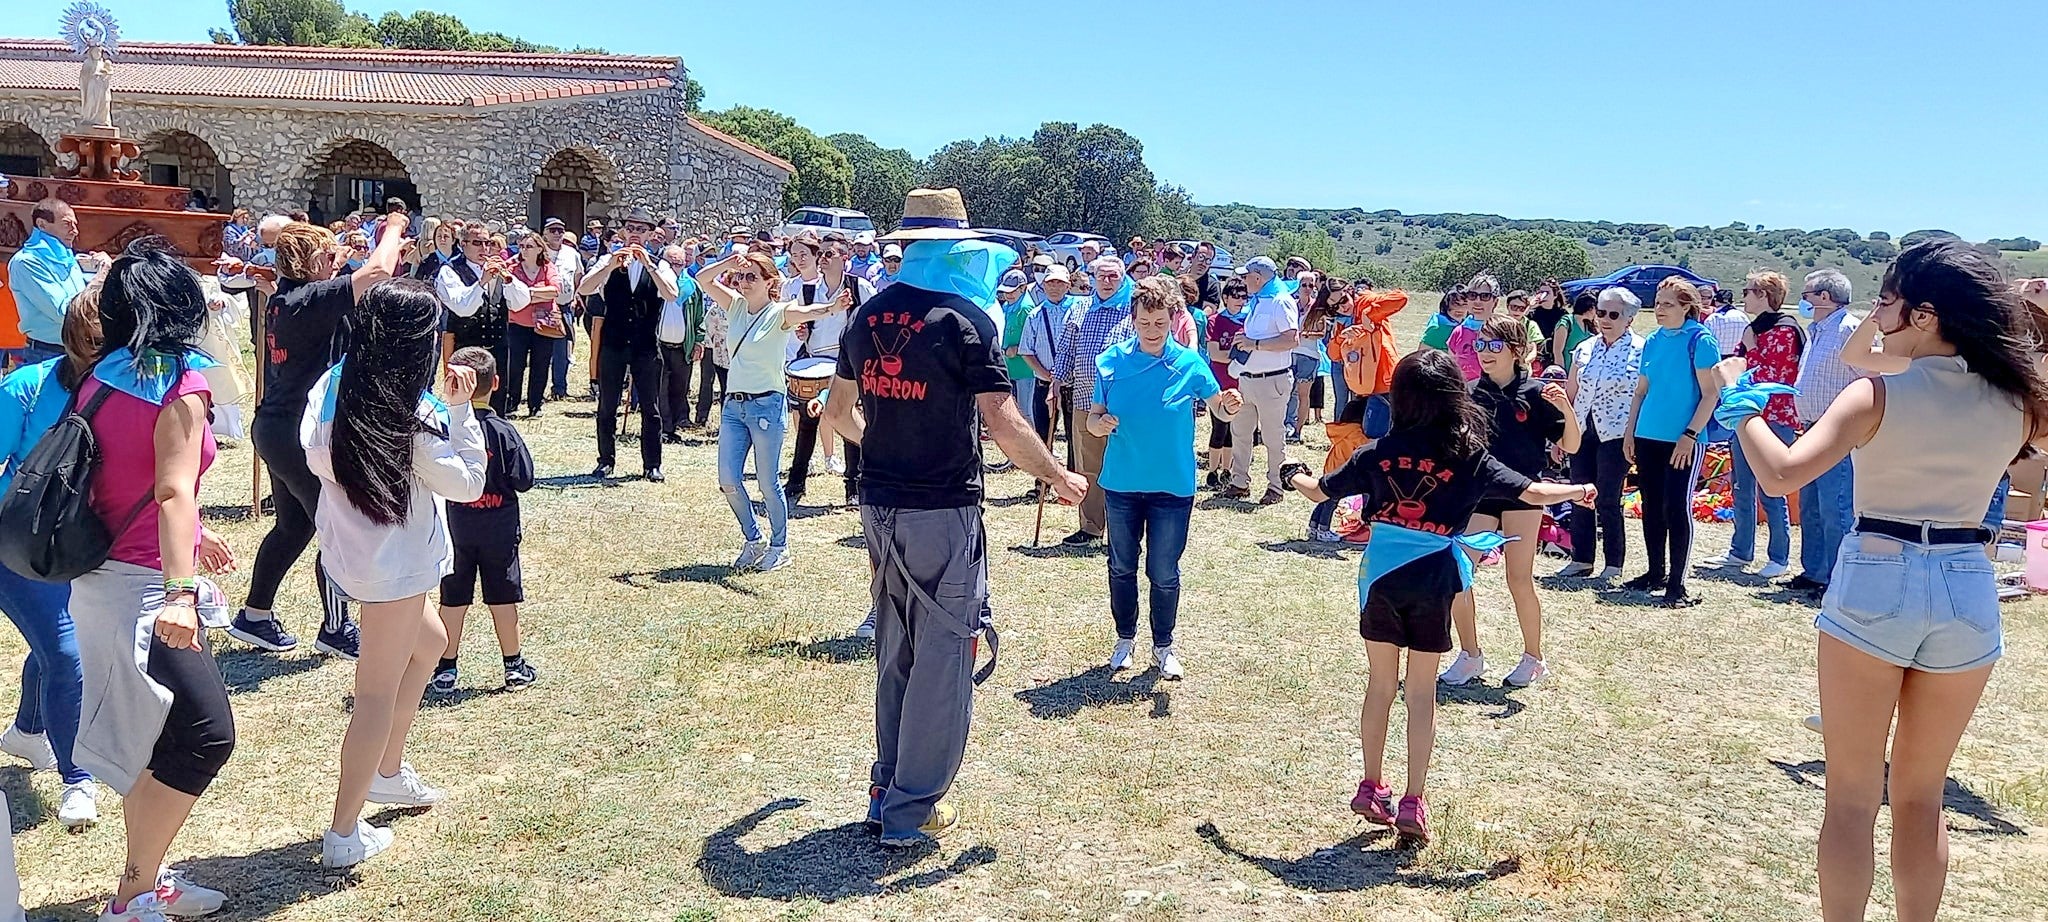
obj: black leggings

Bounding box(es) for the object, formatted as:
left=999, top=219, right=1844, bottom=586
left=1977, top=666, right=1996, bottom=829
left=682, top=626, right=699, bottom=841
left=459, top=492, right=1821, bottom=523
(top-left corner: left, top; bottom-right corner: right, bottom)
left=245, top=411, right=350, bottom=632
left=1568, top=419, right=1630, bottom=569
left=1634, top=438, right=1700, bottom=594
left=148, top=633, right=235, bottom=796
left=500, top=323, right=549, bottom=416
left=788, top=408, right=861, bottom=502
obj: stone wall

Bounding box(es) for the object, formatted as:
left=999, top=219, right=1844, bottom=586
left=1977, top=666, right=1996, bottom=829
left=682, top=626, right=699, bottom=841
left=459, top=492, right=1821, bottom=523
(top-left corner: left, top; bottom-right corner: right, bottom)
left=137, top=129, right=230, bottom=206
left=0, top=83, right=788, bottom=233
left=0, top=121, right=53, bottom=174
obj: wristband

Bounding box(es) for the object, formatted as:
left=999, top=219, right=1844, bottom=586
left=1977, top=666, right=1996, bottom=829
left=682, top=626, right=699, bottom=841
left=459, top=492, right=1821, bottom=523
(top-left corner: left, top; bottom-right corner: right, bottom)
left=1682, top=428, right=1699, bottom=440
left=163, top=576, right=199, bottom=594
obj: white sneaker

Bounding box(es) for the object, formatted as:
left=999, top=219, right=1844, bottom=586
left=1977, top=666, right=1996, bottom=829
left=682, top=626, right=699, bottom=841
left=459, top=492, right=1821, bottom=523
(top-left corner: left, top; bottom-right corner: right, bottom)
left=1699, top=553, right=1752, bottom=570
left=366, top=762, right=444, bottom=807
left=732, top=540, right=768, bottom=571
left=1438, top=650, right=1486, bottom=686
left=98, top=889, right=171, bottom=922
left=756, top=545, right=793, bottom=572
left=321, top=823, right=395, bottom=869
left=59, top=780, right=98, bottom=830
left=0, top=725, right=56, bottom=771
left=1503, top=654, right=1549, bottom=688
left=1803, top=714, right=1824, bottom=735
left=827, top=455, right=846, bottom=475
left=1596, top=566, right=1624, bottom=580
left=1108, top=638, right=1135, bottom=671
left=1757, top=562, right=1792, bottom=579
left=1154, top=645, right=1183, bottom=680
left=1553, top=561, right=1593, bottom=578
left=854, top=609, right=877, bottom=639
left=156, top=867, right=226, bottom=917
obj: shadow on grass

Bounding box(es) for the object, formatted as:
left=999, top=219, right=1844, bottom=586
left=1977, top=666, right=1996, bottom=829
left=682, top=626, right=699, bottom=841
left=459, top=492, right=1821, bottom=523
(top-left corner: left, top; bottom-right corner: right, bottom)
left=1195, top=822, right=1517, bottom=891
left=134, top=839, right=359, bottom=921
left=1590, top=587, right=1670, bottom=608
left=836, top=534, right=868, bottom=550
left=1008, top=542, right=1102, bottom=559
left=1196, top=496, right=1257, bottom=513
left=987, top=493, right=1041, bottom=508
left=216, top=649, right=326, bottom=694
left=1436, top=682, right=1527, bottom=720
left=785, top=502, right=838, bottom=520
left=698, top=798, right=996, bottom=902
left=1754, top=587, right=1823, bottom=609
left=1690, top=567, right=1779, bottom=589
left=1260, top=540, right=1352, bottom=560
left=535, top=473, right=623, bottom=490
left=200, top=503, right=258, bottom=522
left=754, top=637, right=875, bottom=664
left=1768, top=759, right=2026, bottom=836
left=1536, top=574, right=1615, bottom=593
left=421, top=684, right=511, bottom=709
left=2, top=767, right=45, bottom=834
left=611, top=566, right=761, bottom=597
left=1014, top=665, right=1170, bottom=719
left=23, top=896, right=98, bottom=920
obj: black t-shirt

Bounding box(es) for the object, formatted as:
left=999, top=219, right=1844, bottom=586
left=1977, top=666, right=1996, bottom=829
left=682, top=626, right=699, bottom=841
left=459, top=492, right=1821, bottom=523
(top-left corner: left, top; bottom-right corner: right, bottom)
left=1530, top=305, right=1567, bottom=347
left=447, top=407, right=535, bottom=541
left=836, top=285, right=1010, bottom=510
left=1318, top=429, right=1532, bottom=536
left=1473, top=374, right=1566, bottom=480
left=258, top=276, right=353, bottom=419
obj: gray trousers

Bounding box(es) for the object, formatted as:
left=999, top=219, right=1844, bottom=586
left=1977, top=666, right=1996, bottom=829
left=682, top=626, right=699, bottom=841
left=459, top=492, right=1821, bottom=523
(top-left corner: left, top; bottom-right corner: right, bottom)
left=862, top=505, right=990, bottom=837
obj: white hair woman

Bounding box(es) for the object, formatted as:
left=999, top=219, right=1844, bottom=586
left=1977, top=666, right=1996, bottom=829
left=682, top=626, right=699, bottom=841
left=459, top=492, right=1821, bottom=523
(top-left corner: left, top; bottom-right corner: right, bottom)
left=1556, top=287, right=1643, bottom=580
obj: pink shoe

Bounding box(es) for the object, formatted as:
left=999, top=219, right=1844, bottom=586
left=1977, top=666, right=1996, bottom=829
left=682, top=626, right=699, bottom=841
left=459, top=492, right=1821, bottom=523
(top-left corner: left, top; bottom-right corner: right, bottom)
left=1395, top=795, right=1430, bottom=844
left=1350, top=779, right=1394, bottom=825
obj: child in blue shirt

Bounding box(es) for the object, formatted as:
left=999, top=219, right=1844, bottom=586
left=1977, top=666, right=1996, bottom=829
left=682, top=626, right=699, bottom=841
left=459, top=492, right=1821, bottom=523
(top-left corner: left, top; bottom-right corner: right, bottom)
left=1622, top=277, right=1721, bottom=607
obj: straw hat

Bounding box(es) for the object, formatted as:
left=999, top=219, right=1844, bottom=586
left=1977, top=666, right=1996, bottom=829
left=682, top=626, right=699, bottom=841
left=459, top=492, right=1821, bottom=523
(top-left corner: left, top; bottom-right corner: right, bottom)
left=881, top=188, right=979, bottom=242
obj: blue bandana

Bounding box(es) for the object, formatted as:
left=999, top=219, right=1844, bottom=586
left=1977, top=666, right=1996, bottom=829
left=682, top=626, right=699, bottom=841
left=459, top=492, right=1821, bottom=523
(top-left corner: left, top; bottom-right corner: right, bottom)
left=93, top=347, right=220, bottom=405
left=1087, top=275, right=1134, bottom=314
left=1714, top=370, right=1799, bottom=430
left=314, top=360, right=450, bottom=429
left=20, top=228, right=77, bottom=277
left=1359, top=523, right=1512, bottom=607
left=894, top=240, right=1020, bottom=310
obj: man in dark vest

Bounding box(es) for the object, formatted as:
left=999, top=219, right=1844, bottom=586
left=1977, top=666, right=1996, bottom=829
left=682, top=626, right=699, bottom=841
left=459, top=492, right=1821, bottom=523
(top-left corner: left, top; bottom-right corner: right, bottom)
left=436, top=222, right=519, bottom=414
left=576, top=208, right=679, bottom=481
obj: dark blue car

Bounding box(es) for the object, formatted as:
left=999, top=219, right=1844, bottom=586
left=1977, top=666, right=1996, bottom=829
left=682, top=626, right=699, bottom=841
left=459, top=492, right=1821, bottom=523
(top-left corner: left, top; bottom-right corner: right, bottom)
left=1562, top=265, right=1720, bottom=306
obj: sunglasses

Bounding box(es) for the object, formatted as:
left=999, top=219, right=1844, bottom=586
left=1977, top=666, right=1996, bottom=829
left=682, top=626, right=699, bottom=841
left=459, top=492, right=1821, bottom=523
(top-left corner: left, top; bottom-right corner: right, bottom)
left=1475, top=339, right=1510, bottom=353
left=883, top=257, right=901, bottom=263
left=624, top=223, right=653, bottom=233
left=1596, top=309, right=1625, bottom=320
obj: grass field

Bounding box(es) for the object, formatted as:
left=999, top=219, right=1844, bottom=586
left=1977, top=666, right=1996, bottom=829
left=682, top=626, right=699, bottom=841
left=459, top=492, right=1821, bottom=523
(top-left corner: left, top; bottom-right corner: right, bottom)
left=4, top=302, right=2047, bottom=921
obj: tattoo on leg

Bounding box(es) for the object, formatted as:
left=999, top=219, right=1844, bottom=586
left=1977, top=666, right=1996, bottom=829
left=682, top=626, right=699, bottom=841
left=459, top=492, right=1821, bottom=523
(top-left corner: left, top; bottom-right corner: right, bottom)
left=122, top=861, right=142, bottom=883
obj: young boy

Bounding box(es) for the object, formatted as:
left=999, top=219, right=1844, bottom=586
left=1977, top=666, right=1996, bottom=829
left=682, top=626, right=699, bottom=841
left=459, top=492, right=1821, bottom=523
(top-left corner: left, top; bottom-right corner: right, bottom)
left=432, top=347, right=540, bottom=694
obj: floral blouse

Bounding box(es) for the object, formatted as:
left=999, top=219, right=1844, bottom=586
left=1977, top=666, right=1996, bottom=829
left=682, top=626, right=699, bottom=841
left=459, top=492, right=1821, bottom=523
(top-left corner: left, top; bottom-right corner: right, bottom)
left=1744, top=320, right=1803, bottom=428
left=702, top=303, right=731, bottom=367
left=1571, top=331, right=1644, bottom=441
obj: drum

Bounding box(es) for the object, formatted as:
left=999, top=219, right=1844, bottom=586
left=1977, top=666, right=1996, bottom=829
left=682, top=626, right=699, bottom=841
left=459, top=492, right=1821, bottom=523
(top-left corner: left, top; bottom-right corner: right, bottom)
left=787, top=356, right=836, bottom=401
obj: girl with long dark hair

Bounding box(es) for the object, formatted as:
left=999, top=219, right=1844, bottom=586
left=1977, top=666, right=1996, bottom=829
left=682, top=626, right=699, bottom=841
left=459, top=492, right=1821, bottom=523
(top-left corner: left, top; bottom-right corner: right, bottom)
left=303, top=278, right=487, bottom=868
left=71, top=249, right=239, bottom=920
left=1717, top=239, right=2048, bottom=922
left=231, top=220, right=407, bottom=660
left=1286, top=350, right=1593, bottom=845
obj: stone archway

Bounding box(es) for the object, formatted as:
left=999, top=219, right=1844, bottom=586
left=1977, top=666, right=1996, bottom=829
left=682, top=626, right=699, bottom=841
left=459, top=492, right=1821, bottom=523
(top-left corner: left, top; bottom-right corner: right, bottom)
left=531, top=146, right=620, bottom=234
left=0, top=122, right=55, bottom=177
left=304, top=138, right=414, bottom=227
left=137, top=129, right=232, bottom=208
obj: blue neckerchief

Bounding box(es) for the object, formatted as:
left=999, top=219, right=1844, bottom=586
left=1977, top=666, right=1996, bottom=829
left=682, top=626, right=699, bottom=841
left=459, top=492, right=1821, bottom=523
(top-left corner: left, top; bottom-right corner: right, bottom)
left=1358, top=522, right=1512, bottom=606
left=20, top=228, right=78, bottom=277
left=93, top=348, right=221, bottom=405
left=1459, top=314, right=1484, bottom=331
left=314, top=360, right=449, bottom=430
left=1714, top=369, right=1799, bottom=430
left=1083, top=275, right=1134, bottom=314
left=1283, top=278, right=1300, bottom=296
left=1254, top=275, right=1285, bottom=301
left=895, top=240, right=1020, bottom=310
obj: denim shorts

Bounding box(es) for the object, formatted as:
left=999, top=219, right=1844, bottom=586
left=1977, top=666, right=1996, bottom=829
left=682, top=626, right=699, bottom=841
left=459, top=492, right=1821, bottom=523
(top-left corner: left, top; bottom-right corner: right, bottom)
left=1289, top=352, right=1320, bottom=382
left=1816, top=532, right=2001, bottom=673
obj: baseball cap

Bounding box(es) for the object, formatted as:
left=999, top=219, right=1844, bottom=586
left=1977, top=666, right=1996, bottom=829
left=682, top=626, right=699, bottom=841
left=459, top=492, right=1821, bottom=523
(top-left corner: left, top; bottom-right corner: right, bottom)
left=854, top=230, right=876, bottom=245
left=1244, top=256, right=1278, bottom=276
left=882, top=243, right=903, bottom=258
left=543, top=217, right=566, bottom=230
left=728, top=224, right=751, bottom=236
left=1031, top=254, right=1054, bottom=268
left=998, top=269, right=1028, bottom=292
left=1045, top=266, right=1072, bottom=283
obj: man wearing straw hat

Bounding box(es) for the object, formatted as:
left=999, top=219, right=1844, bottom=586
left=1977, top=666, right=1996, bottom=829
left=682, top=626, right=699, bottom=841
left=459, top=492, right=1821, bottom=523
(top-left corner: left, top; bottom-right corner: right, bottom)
left=825, top=188, right=1086, bottom=848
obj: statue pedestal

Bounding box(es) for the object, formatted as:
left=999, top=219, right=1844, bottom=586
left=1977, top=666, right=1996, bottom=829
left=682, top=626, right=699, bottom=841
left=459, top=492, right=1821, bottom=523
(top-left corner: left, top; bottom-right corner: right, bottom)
left=55, top=132, right=140, bottom=183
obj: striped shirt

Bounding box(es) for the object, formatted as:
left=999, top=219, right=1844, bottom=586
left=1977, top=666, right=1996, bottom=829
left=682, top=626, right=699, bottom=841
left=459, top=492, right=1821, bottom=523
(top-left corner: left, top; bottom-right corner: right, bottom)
left=1053, top=299, right=1133, bottom=412
left=1795, top=309, right=1869, bottom=424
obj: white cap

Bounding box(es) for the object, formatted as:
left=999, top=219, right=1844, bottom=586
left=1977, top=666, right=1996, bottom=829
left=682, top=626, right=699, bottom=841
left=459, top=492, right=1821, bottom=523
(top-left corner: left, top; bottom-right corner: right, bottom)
left=854, top=230, right=876, bottom=245
left=882, top=243, right=903, bottom=258
left=1045, top=266, right=1072, bottom=283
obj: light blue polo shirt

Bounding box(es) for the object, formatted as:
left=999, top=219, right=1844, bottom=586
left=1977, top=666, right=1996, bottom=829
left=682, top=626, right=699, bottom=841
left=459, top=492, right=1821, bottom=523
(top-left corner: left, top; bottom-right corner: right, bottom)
left=1636, top=319, right=1719, bottom=443
left=1092, top=337, right=1220, bottom=497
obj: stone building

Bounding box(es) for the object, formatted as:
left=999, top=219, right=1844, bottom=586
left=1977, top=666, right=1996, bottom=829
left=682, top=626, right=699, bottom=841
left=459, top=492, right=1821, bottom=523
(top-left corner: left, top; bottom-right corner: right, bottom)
left=0, top=39, right=791, bottom=232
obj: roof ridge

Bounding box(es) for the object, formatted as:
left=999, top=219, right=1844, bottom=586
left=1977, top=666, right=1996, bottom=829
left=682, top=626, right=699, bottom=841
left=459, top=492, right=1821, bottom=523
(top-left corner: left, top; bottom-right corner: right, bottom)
left=0, top=38, right=679, bottom=71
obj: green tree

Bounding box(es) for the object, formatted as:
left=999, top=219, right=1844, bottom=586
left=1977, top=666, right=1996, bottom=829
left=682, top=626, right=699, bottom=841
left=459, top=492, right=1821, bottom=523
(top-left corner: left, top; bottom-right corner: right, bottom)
left=1988, top=237, right=2041, bottom=252
left=1067, top=125, right=1156, bottom=244
left=683, top=77, right=705, bottom=113
left=1272, top=226, right=1338, bottom=271
left=1148, top=182, right=1201, bottom=241
left=373, top=10, right=471, bottom=49
left=827, top=133, right=918, bottom=230
left=920, top=137, right=1035, bottom=231
left=1413, top=230, right=1592, bottom=291
left=221, top=0, right=374, bottom=46
left=702, top=106, right=851, bottom=212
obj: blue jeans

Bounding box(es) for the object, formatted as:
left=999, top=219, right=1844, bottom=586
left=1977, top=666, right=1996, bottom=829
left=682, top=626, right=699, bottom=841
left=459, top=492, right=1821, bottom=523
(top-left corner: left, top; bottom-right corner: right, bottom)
left=1329, top=368, right=1351, bottom=416
left=1283, top=353, right=1318, bottom=432
left=550, top=306, right=576, bottom=397
left=0, top=563, right=89, bottom=783
left=1105, top=490, right=1193, bottom=647
left=1798, top=454, right=1856, bottom=585
left=1010, top=375, right=1037, bottom=429
left=1730, top=421, right=1795, bottom=566
left=718, top=393, right=789, bottom=547
left=1985, top=474, right=2011, bottom=532
left=17, top=341, right=61, bottom=366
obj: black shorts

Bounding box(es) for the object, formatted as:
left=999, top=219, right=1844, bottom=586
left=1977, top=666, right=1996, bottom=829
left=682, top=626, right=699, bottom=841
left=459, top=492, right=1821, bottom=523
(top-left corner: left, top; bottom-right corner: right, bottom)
left=1474, top=496, right=1539, bottom=520
left=440, top=540, right=524, bottom=607
left=1360, top=551, right=1460, bottom=653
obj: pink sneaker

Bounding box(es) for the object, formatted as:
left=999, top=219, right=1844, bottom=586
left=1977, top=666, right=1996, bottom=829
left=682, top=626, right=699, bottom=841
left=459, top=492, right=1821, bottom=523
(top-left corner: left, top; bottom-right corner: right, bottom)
left=1350, top=779, right=1394, bottom=825
left=1395, top=795, right=1431, bottom=844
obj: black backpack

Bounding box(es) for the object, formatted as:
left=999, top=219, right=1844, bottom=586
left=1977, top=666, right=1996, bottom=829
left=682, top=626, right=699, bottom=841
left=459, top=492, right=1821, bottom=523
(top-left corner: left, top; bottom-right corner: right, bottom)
left=0, top=371, right=154, bottom=583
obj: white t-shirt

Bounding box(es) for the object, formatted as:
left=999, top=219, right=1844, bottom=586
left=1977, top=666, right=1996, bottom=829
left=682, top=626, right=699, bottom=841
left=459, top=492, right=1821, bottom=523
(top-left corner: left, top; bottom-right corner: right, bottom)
left=1237, top=290, right=1300, bottom=375
left=780, top=272, right=874, bottom=357
left=546, top=245, right=582, bottom=305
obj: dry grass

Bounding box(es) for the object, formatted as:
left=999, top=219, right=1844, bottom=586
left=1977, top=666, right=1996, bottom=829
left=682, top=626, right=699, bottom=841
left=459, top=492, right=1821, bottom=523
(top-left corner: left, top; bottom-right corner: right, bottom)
left=4, top=301, right=2046, bottom=921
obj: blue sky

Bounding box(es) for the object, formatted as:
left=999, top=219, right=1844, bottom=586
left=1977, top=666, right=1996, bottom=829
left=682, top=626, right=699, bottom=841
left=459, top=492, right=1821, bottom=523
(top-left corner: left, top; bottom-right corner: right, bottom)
left=83, top=0, right=2046, bottom=239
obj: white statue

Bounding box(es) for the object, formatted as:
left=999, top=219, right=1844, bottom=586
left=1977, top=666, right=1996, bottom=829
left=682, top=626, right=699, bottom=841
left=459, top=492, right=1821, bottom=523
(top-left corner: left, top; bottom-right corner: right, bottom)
left=60, top=2, right=119, bottom=129
left=80, top=44, right=112, bottom=128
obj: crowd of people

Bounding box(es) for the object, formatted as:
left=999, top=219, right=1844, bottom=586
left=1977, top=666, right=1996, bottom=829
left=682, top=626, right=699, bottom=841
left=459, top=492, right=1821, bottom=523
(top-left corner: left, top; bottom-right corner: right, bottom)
left=0, top=182, right=2042, bottom=922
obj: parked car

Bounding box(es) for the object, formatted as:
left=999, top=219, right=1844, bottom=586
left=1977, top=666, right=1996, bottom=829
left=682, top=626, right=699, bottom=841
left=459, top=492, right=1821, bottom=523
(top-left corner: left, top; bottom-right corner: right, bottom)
left=1561, top=264, right=1720, bottom=307
left=1167, top=240, right=1235, bottom=280
left=1042, top=231, right=1113, bottom=269
left=775, top=206, right=876, bottom=240
left=973, top=228, right=1046, bottom=258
